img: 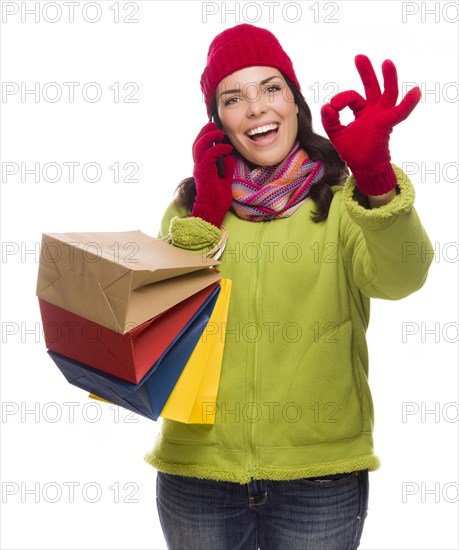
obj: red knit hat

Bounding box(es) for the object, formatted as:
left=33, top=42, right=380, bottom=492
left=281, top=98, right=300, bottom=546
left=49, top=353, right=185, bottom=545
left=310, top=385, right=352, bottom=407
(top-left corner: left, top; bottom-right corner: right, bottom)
left=200, top=24, right=301, bottom=118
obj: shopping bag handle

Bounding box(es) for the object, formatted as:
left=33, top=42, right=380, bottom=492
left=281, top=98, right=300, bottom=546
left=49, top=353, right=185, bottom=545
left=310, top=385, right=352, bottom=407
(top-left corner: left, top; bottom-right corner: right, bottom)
left=161, top=225, right=228, bottom=261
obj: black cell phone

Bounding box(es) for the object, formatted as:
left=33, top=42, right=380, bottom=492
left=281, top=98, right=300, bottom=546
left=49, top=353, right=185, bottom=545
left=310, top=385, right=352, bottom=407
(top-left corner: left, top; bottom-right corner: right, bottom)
left=211, top=115, right=229, bottom=178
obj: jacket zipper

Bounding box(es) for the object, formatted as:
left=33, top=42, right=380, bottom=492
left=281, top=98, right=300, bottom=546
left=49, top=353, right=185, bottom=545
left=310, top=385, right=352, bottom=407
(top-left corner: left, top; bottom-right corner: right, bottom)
left=247, top=222, right=265, bottom=477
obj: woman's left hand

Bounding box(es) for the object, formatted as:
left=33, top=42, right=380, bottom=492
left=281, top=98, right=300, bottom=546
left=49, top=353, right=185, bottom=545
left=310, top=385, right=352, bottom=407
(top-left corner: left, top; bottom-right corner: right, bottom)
left=320, top=55, right=421, bottom=196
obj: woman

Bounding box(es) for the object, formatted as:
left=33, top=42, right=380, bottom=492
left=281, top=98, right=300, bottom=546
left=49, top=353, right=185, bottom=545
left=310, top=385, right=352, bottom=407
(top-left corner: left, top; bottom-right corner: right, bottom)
left=145, top=23, right=433, bottom=549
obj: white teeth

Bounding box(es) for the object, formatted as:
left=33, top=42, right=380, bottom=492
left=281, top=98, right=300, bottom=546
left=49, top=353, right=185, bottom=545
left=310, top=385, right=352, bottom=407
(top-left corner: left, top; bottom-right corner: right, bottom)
left=247, top=123, right=279, bottom=136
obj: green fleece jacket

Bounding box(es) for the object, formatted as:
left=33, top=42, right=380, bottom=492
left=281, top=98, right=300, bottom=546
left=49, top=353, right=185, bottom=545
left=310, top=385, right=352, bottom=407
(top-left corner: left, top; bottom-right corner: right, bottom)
left=144, top=164, right=433, bottom=483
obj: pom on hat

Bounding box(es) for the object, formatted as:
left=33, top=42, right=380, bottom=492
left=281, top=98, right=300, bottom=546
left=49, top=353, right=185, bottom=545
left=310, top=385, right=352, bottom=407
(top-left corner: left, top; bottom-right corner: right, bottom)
left=200, top=24, right=301, bottom=118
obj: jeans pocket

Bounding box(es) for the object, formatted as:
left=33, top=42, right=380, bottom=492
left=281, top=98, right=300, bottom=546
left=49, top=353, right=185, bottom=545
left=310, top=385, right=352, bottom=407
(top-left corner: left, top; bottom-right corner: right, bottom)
left=299, top=471, right=359, bottom=487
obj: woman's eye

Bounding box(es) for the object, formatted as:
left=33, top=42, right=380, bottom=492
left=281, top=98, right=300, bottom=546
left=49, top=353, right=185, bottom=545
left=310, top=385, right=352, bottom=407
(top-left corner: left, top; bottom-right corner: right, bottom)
left=224, top=97, right=240, bottom=106
left=266, top=85, right=281, bottom=93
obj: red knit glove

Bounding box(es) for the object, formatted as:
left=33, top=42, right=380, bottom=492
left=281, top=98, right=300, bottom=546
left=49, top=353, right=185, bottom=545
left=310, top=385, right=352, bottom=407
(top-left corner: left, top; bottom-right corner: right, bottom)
left=190, top=122, right=235, bottom=228
left=320, top=55, right=421, bottom=196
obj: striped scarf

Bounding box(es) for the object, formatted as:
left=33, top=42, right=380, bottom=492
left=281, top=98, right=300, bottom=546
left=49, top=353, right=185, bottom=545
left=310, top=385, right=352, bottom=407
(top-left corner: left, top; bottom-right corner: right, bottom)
left=231, top=140, right=325, bottom=222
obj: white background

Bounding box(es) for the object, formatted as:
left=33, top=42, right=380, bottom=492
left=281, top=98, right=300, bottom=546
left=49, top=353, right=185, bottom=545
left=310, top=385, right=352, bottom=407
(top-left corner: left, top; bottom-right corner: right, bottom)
left=1, top=1, right=458, bottom=549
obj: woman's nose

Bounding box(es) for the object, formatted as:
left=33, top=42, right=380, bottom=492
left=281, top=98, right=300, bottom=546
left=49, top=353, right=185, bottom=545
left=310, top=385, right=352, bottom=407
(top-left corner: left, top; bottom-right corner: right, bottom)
left=246, top=96, right=268, bottom=117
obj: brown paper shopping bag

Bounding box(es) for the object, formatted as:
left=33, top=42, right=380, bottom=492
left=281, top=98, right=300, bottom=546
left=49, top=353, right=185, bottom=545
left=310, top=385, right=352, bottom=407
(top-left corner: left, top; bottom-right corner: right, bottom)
left=36, top=231, right=221, bottom=334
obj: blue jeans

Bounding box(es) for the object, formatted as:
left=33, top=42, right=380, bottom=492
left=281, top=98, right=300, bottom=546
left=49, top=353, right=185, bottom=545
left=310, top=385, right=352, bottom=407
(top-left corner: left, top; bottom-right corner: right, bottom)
left=156, top=469, right=369, bottom=550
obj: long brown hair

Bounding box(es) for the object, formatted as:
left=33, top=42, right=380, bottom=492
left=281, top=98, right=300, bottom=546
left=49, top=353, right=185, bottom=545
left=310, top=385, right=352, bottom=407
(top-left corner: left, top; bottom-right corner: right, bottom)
left=173, top=76, right=349, bottom=222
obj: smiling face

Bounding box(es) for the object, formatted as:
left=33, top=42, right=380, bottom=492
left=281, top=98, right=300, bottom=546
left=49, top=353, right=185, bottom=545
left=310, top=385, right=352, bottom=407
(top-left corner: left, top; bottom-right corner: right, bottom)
left=216, top=66, right=299, bottom=167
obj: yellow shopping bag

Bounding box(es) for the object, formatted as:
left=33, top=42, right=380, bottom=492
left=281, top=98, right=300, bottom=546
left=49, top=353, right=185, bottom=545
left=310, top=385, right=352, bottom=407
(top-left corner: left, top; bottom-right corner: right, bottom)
left=160, top=278, right=232, bottom=425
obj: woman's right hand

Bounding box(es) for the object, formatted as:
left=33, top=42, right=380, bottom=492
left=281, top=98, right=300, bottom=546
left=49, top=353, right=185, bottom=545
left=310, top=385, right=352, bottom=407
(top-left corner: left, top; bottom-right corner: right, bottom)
left=191, top=122, right=235, bottom=228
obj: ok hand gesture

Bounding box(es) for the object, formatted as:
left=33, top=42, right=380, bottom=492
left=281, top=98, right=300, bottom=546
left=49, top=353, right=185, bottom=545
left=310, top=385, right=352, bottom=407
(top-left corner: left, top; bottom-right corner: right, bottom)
left=321, top=55, right=421, bottom=196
